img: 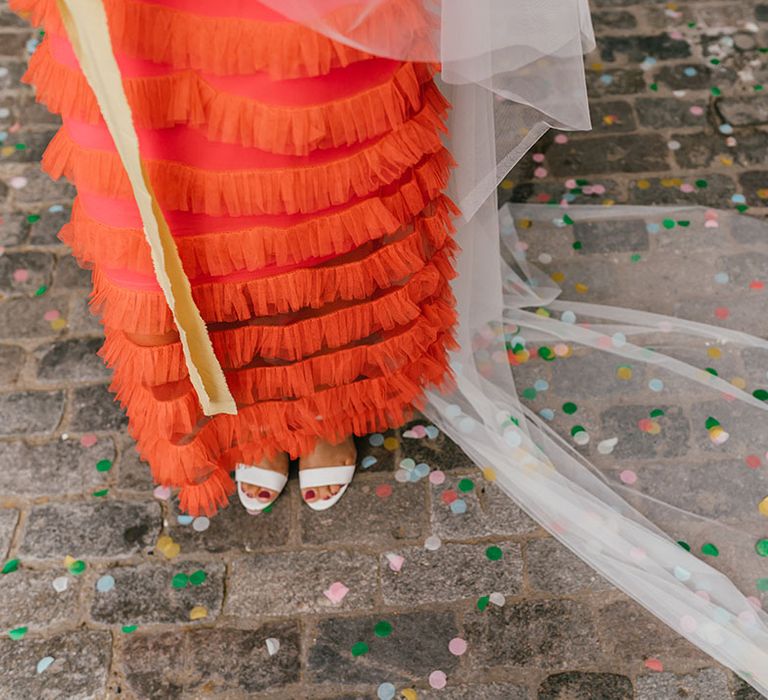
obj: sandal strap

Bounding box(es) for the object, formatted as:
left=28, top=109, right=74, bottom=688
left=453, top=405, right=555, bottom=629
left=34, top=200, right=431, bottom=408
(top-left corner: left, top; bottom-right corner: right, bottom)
left=235, top=464, right=288, bottom=492
left=299, top=465, right=356, bottom=489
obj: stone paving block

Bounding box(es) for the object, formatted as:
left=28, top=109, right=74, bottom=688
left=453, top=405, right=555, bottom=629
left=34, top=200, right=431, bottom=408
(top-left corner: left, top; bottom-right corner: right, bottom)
left=226, top=550, right=377, bottom=618
left=4, top=164, right=75, bottom=204
left=0, top=437, right=114, bottom=497
left=596, top=598, right=707, bottom=662
left=0, top=568, right=82, bottom=632
left=0, top=389, right=64, bottom=434
left=26, top=204, right=70, bottom=245
left=0, top=292, right=70, bottom=339
left=636, top=667, right=731, bottom=700
left=526, top=537, right=614, bottom=594
left=354, top=431, right=398, bottom=473
left=307, top=610, right=459, bottom=686
left=628, top=174, right=737, bottom=207
left=591, top=10, right=637, bottom=31
left=538, top=672, right=633, bottom=700
left=300, top=475, right=427, bottom=547
left=599, top=34, right=692, bottom=63
left=546, top=349, right=643, bottom=398
left=0, top=210, right=27, bottom=245
left=599, top=404, right=690, bottom=459
left=35, top=337, right=109, bottom=383
left=68, top=384, right=128, bottom=432
left=573, top=217, right=649, bottom=253
left=115, top=438, right=157, bottom=493
left=0, top=508, right=18, bottom=557
left=546, top=134, right=670, bottom=176
left=168, top=486, right=291, bottom=553
left=465, top=599, right=601, bottom=669
left=672, top=130, right=768, bottom=170
left=398, top=417, right=475, bottom=471
left=635, top=97, right=711, bottom=129
left=0, top=58, right=26, bottom=89
left=734, top=675, right=764, bottom=700
left=89, top=560, right=225, bottom=626
left=589, top=99, right=637, bottom=133
left=652, top=63, right=728, bottom=91
left=430, top=474, right=538, bottom=539
left=381, top=542, right=523, bottom=606
left=66, top=295, right=104, bottom=334
left=0, top=629, right=111, bottom=700
left=0, top=250, right=52, bottom=296
left=3, top=129, right=56, bottom=163
left=420, top=683, right=530, bottom=700
left=717, top=94, right=768, bottom=127
left=20, top=500, right=161, bottom=559
left=52, top=254, right=92, bottom=289
left=0, top=344, right=25, bottom=385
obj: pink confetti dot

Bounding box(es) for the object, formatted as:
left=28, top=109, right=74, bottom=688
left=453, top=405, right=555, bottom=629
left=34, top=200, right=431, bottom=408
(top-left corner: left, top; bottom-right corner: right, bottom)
left=12, top=269, right=29, bottom=282
left=690, top=105, right=704, bottom=116
left=714, top=307, right=730, bottom=320
left=669, top=30, right=683, bottom=39
left=554, top=134, right=569, bottom=144
left=533, top=167, right=548, bottom=178
left=591, top=184, right=606, bottom=195
left=323, top=581, right=349, bottom=604
left=644, top=658, right=664, bottom=672
left=532, top=153, right=545, bottom=163
left=9, top=176, right=27, bottom=189
left=638, top=418, right=654, bottom=433
left=448, top=638, right=467, bottom=656
left=680, top=183, right=695, bottom=193
left=43, top=309, right=60, bottom=321
left=80, top=434, right=98, bottom=447
left=619, top=470, right=637, bottom=485
left=428, top=671, right=447, bottom=690
left=375, top=484, right=393, bottom=499
left=745, top=455, right=761, bottom=469
left=565, top=178, right=577, bottom=189
left=429, top=470, right=445, bottom=485
left=385, top=553, right=404, bottom=572
left=153, top=485, right=171, bottom=501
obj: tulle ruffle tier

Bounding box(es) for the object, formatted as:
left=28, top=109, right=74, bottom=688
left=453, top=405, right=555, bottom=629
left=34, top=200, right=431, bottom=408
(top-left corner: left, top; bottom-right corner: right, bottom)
left=14, top=0, right=459, bottom=516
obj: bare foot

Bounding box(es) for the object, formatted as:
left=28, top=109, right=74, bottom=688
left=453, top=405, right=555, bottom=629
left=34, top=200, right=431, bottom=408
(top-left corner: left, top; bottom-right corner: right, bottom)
left=299, top=436, right=357, bottom=504
left=239, top=452, right=289, bottom=506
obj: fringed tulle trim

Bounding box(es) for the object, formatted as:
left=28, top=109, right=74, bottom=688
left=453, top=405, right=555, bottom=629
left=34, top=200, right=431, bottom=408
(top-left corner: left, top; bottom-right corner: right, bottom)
left=178, top=467, right=234, bottom=518
left=26, top=37, right=445, bottom=155
left=10, top=0, right=437, bottom=79
left=65, top=187, right=459, bottom=278
left=98, top=262, right=450, bottom=385
left=130, top=337, right=454, bottom=516
left=86, top=206, right=458, bottom=334
left=42, top=108, right=453, bottom=217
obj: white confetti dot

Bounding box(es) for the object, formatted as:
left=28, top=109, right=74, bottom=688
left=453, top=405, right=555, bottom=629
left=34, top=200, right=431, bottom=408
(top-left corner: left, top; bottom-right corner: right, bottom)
left=597, top=437, right=618, bottom=455
left=424, top=535, right=442, bottom=551
left=573, top=431, right=590, bottom=446
left=192, top=516, right=210, bottom=532
left=265, top=638, right=280, bottom=656
left=9, top=176, right=27, bottom=189
left=489, top=592, right=506, bottom=607
left=52, top=576, right=68, bottom=593
left=538, top=253, right=552, bottom=264
left=36, top=656, right=54, bottom=674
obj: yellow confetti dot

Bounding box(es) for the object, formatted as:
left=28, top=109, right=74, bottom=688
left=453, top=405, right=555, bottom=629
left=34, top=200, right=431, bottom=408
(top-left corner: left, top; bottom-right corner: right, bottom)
left=758, top=189, right=768, bottom=200
left=500, top=179, right=515, bottom=190
left=50, top=318, right=68, bottom=331
left=707, top=347, right=722, bottom=359
left=730, top=376, right=746, bottom=390
left=383, top=436, right=399, bottom=451
left=518, top=218, right=532, bottom=229
left=603, top=115, right=616, bottom=126
left=189, top=606, right=208, bottom=621
left=720, top=156, right=734, bottom=167
left=602, top=199, right=616, bottom=207
left=759, top=497, right=768, bottom=517
left=402, top=690, right=418, bottom=700
left=574, top=283, right=589, bottom=294
left=591, top=62, right=604, bottom=72
left=1, top=146, right=14, bottom=157
left=647, top=421, right=661, bottom=435
left=617, top=367, right=633, bottom=380
left=515, top=349, right=530, bottom=363
left=156, top=535, right=181, bottom=559
left=636, top=179, right=651, bottom=190
left=156, top=535, right=173, bottom=551
left=535, top=307, right=551, bottom=317
left=482, top=467, right=497, bottom=482
left=63, top=555, right=76, bottom=567
left=550, top=272, right=565, bottom=283
left=660, top=178, right=683, bottom=188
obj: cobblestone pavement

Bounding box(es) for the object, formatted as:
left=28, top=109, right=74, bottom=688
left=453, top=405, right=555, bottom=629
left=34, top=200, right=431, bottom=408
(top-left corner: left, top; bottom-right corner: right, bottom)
left=1, top=1, right=768, bottom=698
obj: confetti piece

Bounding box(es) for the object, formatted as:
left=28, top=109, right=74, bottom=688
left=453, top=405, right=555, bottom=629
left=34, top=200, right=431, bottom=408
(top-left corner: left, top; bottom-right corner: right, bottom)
left=450, top=499, right=467, bottom=515
left=374, top=620, right=393, bottom=638
left=189, top=570, right=207, bottom=586
left=361, top=456, right=378, bottom=469
left=153, top=485, right=171, bottom=500
left=377, top=683, right=396, bottom=700
left=265, top=637, right=280, bottom=656
left=644, top=658, right=664, bottom=672
left=401, top=690, right=418, bottom=700
left=619, top=470, right=637, bottom=485
left=428, top=671, right=447, bottom=690
left=746, top=455, right=761, bottom=469
left=598, top=438, right=618, bottom=455
left=172, top=573, right=190, bottom=589
left=189, top=606, right=207, bottom=621
left=759, top=497, right=768, bottom=517
left=375, top=484, right=393, bottom=499
left=95, top=459, right=112, bottom=472
left=177, top=515, right=194, bottom=525
left=448, top=638, right=467, bottom=656
left=80, top=434, right=98, bottom=447
left=9, top=627, right=27, bottom=640
left=385, top=553, right=404, bottom=572
left=50, top=318, right=67, bottom=331
left=1, top=559, right=19, bottom=574
left=96, top=574, right=115, bottom=593
left=369, top=433, right=385, bottom=446
left=52, top=576, right=68, bottom=593
left=457, top=478, right=474, bottom=492
left=9, top=176, right=27, bottom=189
left=756, top=539, right=768, bottom=557
left=351, top=641, right=369, bottom=656
left=485, top=545, right=503, bottom=561
left=383, top=437, right=399, bottom=451
left=489, top=592, right=506, bottom=607
left=701, top=543, right=719, bottom=557
left=121, top=625, right=137, bottom=634
left=324, top=581, right=349, bottom=604
left=68, top=559, right=86, bottom=575
left=477, top=595, right=490, bottom=611
left=36, top=656, right=54, bottom=674
left=424, top=536, right=442, bottom=551
left=192, top=516, right=210, bottom=532
left=12, top=269, right=29, bottom=283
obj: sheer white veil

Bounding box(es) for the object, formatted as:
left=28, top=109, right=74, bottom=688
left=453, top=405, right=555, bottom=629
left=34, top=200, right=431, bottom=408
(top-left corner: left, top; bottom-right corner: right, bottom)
left=256, top=1, right=768, bottom=693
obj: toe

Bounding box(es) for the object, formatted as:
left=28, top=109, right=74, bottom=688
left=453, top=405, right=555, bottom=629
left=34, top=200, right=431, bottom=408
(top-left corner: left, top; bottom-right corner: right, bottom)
left=328, top=484, right=341, bottom=496
left=302, top=487, right=319, bottom=502
left=241, top=483, right=277, bottom=502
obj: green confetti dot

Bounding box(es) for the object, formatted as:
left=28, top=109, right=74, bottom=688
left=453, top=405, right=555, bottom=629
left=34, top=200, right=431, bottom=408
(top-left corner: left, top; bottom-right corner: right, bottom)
left=522, top=387, right=537, bottom=400
left=709, top=58, right=721, bottom=66
left=9, top=626, right=27, bottom=640
left=755, top=85, right=764, bottom=92
left=373, top=620, right=393, bottom=638
left=662, top=219, right=675, bottom=230
left=563, top=214, right=575, bottom=225
left=757, top=578, right=768, bottom=591
left=171, top=573, right=189, bottom=589
left=263, top=503, right=274, bottom=514
left=1, top=559, right=19, bottom=575
left=189, top=570, right=207, bottom=586
left=649, top=408, right=665, bottom=418
left=351, top=641, right=369, bottom=657
left=704, top=368, right=718, bottom=376
left=570, top=425, right=586, bottom=437
left=14, top=143, right=26, bottom=151
left=562, top=402, right=578, bottom=415
left=485, top=545, right=503, bottom=561
left=26, top=214, right=40, bottom=224
left=649, top=82, right=658, bottom=92
left=710, top=86, right=722, bottom=96
left=695, top=179, right=708, bottom=189
left=458, top=478, right=475, bottom=493
left=705, top=416, right=720, bottom=430
left=572, top=241, right=582, bottom=250
left=91, top=489, right=108, bottom=497
left=736, top=204, right=750, bottom=213
left=677, top=540, right=691, bottom=552
left=677, top=221, right=690, bottom=227
left=701, top=543, right=719, bottom=557
left=96, top=459, right=112, bottom=472
left=477, top=595, right=490, bottom=611
left=630, top=254, right=641, bottom=263
left=538, top=346, right=555, bottom=361
left=34, top=285, right=47, bottom=296
left=753, top=389, right=768, bottom=401
left=68, top=560, right=86, bottom=575
left=576, top=179, right=589, bottom=186
left=756, top=539, right=768, bottom=557
left=121, top=625, right=138, bottom=634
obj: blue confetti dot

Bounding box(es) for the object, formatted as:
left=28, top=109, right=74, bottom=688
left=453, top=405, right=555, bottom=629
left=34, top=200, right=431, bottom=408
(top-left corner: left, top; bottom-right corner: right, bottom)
left=414, top=463, right=430, bottom=479
left=48, top=204, right=64, bottom=213
left=540, top=408, right=555, bottom=421
left=600, top=74, right=614, bottom=85
left=369, top=433, right=385, bottom=447
left=684, top=67, right=698, bottom=77
left=36, top=656, right=54, bottom=674
left=649, top=378, right=664, bottom=392
left=96, top=574, right=115, bottom=593
left=719, top=123, right=734, bottom=135
left=714, top=272, right=729, bottom=284
left=361, top=455, right=378, bottom=469
left=177, top=515, right=194, bottom=525
left=450, top=499, right=468, bottom=514
left=732, top=194, right=747, bottom=205
left=377, top=683, right=396, bottom=700
left=646, top=223, right=660, bottom=234
left=561, top=310, right=577, bottom=324
left=534, top=379, right=549, bottom=392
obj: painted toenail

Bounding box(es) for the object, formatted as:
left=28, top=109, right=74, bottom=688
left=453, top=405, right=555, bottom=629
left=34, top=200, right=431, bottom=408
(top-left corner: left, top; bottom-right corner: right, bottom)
left=304, top=489, right=316, bottom=500
left=258, top=490, right=271, bottom=499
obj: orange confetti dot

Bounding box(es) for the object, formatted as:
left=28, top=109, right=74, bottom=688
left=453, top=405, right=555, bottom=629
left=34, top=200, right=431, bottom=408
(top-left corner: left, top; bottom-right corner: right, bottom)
left=617, top=367, right=633, bottom=380
left=714, top=307, right=730, bottom=320
left=574, top=283, right=589, bottom=294
left=644, top=658, right=664, bottom=672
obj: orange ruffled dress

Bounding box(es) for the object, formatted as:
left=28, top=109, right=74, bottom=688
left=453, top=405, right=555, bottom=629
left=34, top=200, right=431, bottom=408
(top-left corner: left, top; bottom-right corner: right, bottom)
left=12, top=0, right=460, bottom=516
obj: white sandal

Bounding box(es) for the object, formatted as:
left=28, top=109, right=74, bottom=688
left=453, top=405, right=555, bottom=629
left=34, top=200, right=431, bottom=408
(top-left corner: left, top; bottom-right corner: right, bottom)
left=235, top=464, right=288, bottom=514
left=299, top=465, right=356, bottom=511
